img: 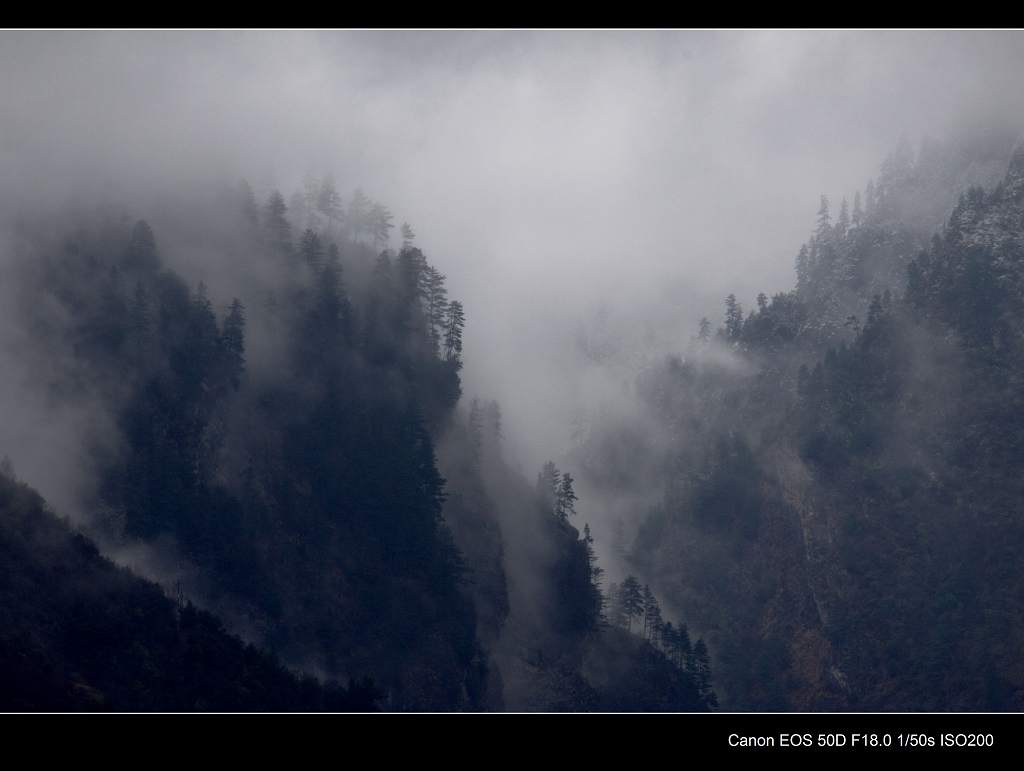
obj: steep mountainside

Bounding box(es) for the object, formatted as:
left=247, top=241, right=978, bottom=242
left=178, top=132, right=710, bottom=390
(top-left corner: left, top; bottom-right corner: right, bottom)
left=2, top=180, right=707, bottom=711
left=577, top=136, right=1024, bottom=711
left=0, top=469, right=378, bottom=711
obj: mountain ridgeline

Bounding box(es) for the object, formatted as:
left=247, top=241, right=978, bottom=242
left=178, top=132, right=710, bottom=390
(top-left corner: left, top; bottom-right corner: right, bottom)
left=576, top=132, right=1024, bottom=710
left=3, top=181, right=709, bottom=710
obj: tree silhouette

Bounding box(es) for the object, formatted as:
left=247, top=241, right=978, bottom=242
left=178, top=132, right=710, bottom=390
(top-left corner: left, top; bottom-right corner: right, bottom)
left=554, top=472, right=577, bottom=521
left=620, top=575, right=643, bottom=633
left=443, top=300, right=465, bottom=364
left=221, top=299, right=245, bottom=389
left=264, top=191, right=292, bottom=252
left=370, top=202, right=394, bottom=249
left=299, top=229, right=325, bottom=270
left=317, top=175, right=343, bottom=236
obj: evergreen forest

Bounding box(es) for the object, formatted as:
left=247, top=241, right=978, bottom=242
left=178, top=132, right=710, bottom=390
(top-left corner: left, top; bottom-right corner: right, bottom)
left=0, top=180, right=712, bottom=711
left=5, top=130, right=1024, bottom=712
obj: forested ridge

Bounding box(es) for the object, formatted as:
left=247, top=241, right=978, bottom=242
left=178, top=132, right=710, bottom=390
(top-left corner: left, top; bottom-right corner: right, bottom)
left=10, top=132, right=1016, bottom=712
left=577, top=132, right=1024, bottom=711
left=2, top=179, right=711, bottom=711
left=0, top=469, right=379, bottom=711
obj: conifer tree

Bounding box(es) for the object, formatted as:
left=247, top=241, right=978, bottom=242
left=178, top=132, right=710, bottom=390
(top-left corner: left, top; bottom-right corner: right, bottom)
left=401, top=223, right=415, bottom=250
left=468, top=396, right=483, bottom=467
left=851, top=190, right=863, bottom=228
left=836, top=197, right=850, bottom=236
left=317, top=174, right=343, bottom=236
left=606, top=582, right=627, bottom=628
left=697, top=317, right=711, bottom=347
left=265, top=191, right=292, bottom=252
left=677, top=623, right=694, bottom=672
left=423, top=266, right=448, bottom=355
left=795, top=244, right=811, bottom=296
left=642, top=584, right=660, bottom=641
left=299, top=229, right=325, bottom=270
left=369, top=202, right=394, bottom=249
left=693, top=638, right=716, bottom=709
left=221, top=298, right=245, bottom=388
left=124, top=220, right=160, bottom=273
left=864, top=179, right=877, bottom=219
left=443, top=300, right=465, bottom=364
left=620, top=575, right=643, bottom=633
left=484, top=400, right=502, bottom=443
left=128, top=282, right=151, bottom=337
left=583, top=523, right=605, bottom=625
left=724, top=295, right=743, bottom=341
left=554, top=472, right=578, bottom=521
left=816, top=194, right=832, bottom=236
left=537, top=461, right=560, bottom=510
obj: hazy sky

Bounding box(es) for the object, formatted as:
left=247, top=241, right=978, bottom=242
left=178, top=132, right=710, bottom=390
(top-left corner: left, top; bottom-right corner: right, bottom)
left=2, top=30, right=1024, bottom=487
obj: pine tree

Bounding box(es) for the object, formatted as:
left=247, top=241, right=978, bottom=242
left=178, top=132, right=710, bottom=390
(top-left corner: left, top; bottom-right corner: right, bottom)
left=724, top=294, right=743, bottom=342
left=864, top=179, right=877, bottom=220
left=620, top=575, right=643, bottom=633
left=306, top=246, right=351, bottom=362
left=370, top=202, right=394, bottom=249
left=423, top=266, right=448, bottom=356
left=554, top=472, right=577, bottom=521
left=299, top=229, right=325, bottom=270
left=124, top=220, right=160, bottom=273
left=693, top=638, right=716, bottom=709
left=468, top=396, right=483, bottom=467
left=401, top=223, right=415, bottom=250
left=606, top=582, right=627, bottom=627
left=264, top=191, right=292, bottom=252
left=484, top=400, right=502, bottom=442
left=816, top=194, right=832, bottom=236
left=443, top=300, right=465, bottom=364
left=537, top=461, right=560, bottom=510
left=128, top=282, right=151, bottom=337
left=583, top=523, right=605, bottom=625
left=697, top=317, right=711, bottom=347
left=836, top=197, right=850, bottom=236
left=397, top=247, right=428, bottom=305
left=675, top=623, right=694, bottom=671
left=795, top=244, right=811, bottom=296
left=317, top=174, right=343, bottom=236
left=221, top=299, right=245, bottom=389
left=641, top=584, right=660, bottom=641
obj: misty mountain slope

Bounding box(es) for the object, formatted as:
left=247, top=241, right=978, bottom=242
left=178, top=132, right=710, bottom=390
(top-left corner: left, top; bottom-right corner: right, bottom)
left=2, top=183, right=705, bottom=711
left=0, top=468, right=378, bottom=711
left=577, top=140, right=1024, bottom=711
left=794, top=129, right=1018, bottom=353
left=435, top=397, right=712, bottom=711
left=436, top=398, right=605, bottom=710
left=4, top=189, right=486, bottom=710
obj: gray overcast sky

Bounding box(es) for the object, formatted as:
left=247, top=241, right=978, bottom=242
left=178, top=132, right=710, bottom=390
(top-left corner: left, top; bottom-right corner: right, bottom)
left=2, top=30, right=1024, bottom=479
